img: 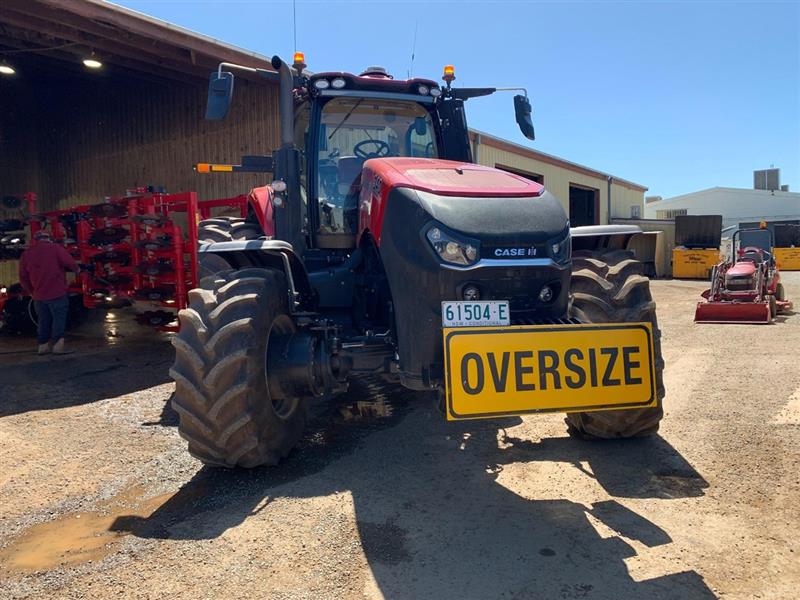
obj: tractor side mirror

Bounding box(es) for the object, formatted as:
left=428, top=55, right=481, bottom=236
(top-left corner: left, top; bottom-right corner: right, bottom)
left=514, top=95, right=535, bottom=141
left=205, top=71, right=234, bottom=120
left=413, top=116, right=427, bottom=136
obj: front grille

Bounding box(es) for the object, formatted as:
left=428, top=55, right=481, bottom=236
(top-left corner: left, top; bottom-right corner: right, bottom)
left=725, top=276, right=755, bottom=291
left=456, top=277, right=562, bottom=311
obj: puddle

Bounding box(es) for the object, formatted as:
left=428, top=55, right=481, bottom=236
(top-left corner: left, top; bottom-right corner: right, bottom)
left=338, top=397, right=395, bottom=421
left=0, top=486, right=176, bottom=575
left=333, top=377, right=418, bottom=424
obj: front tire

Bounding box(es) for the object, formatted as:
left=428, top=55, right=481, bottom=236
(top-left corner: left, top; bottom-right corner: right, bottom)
left=565, top=249, right=665, bottom=438
left=170, top=268, right=307, bottom=468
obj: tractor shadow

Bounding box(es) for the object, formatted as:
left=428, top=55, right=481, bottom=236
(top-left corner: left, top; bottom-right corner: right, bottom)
left=497, top=432, right=709, bottom=499
left=112, top=387, right=715, bottom=599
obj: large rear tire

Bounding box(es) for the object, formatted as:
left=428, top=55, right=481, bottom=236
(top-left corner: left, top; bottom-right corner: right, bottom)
left=170, top=268, right=307, bottom=468
left=196, top=217, right=263, bottom=277
left=565, top=249, right=665, bottom=438
left=198, top=216, right=263, bottom=243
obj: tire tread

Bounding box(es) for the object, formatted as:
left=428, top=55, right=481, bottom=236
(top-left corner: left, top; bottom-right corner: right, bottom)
left=171, top=268, right=306, bottom=467
left=566, top=249, right=665, bottom=438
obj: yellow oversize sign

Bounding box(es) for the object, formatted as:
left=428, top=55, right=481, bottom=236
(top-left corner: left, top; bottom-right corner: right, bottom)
left=443, top=323, right=657, bottom=420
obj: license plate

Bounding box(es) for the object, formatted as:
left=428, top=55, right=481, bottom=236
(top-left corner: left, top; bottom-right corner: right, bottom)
left=441, top=301, right=510, bottom=328
left=443, top=323, right=657, bottom=420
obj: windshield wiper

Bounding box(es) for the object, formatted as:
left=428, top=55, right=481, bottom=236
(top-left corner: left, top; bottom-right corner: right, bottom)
left=328, top=98, right=363, bottom=140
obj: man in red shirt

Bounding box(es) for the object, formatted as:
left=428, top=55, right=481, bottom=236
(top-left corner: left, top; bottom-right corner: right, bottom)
left=19, top=230, right=80, bottom=354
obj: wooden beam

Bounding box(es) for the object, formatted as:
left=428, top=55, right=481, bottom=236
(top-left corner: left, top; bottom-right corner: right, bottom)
left=4, top=0, right=209, bottom=69
left=0, top=9, right=215, bottom=79
left=0, top=34, right=205, bottom=87
left=36, top=0, right=277, bottom=72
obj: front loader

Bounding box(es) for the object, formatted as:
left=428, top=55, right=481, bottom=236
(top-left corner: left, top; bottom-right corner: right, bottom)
left=695, top=227, right=792, bottom=324
left=170, top=53, right=665, bottom=468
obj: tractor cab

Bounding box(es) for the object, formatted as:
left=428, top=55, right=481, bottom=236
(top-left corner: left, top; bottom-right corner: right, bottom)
left=200, top=52, right=534, bottom=257
left=298, top=68, right=444, bottom=249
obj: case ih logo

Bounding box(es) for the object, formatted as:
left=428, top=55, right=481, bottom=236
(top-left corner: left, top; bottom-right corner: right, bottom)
left=493, top=247, right=538, bottom=257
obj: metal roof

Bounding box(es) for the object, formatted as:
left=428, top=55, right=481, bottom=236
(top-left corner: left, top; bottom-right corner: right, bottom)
left=0, top=0, right=277, bottom=83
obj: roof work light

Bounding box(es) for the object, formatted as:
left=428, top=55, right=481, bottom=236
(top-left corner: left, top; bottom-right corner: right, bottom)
left=442, top=64, right=455, bottom=85
left=83, top=52, right=103, bottom=69
left=293, top=51, right=307, bottom=74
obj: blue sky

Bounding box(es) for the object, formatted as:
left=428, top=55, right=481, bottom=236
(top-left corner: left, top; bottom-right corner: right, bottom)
left=116, top=0, right=799, bottom=198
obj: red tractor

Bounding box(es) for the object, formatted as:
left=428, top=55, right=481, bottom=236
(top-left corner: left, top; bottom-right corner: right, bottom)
left=171, top=54, right=665, bottom=468
left=695, top=227, right=792, bottom=324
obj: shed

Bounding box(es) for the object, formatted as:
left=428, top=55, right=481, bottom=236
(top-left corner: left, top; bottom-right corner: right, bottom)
left=0, top=0, right=280, bottom=213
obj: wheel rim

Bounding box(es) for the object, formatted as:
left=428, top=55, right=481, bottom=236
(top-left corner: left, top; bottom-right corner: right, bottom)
left=264, top=314, right=300, bottom=419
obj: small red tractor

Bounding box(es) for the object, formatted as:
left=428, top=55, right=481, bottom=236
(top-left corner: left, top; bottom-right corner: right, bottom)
left=695, top=227, right=792, bottom=324
left=171, top=53, right=666, bottom=468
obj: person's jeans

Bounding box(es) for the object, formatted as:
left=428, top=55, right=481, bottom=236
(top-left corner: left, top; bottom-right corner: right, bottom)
left=34, top=295, right=69, bottom=345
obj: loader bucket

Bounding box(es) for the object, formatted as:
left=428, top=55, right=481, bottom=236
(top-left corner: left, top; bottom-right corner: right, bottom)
left=694, top=301, right=772, bottom=324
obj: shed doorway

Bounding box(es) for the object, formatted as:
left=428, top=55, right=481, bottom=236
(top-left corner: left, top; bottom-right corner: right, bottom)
left=569, top=184, right=599, bottom=226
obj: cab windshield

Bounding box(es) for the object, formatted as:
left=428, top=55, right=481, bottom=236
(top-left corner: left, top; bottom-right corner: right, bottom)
left=317, top=97, right=437, bottom=235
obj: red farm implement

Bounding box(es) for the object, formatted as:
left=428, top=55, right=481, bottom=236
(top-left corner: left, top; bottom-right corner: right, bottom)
left=695, top=228, right=792, bottom=324
left=1, top=189, right=250, bottom=332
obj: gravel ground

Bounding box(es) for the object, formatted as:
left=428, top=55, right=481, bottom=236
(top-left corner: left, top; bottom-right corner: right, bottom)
left=1, top=274, right=798, bottom=599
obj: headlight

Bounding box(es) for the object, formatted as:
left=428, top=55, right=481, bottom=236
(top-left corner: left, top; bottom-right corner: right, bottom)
left=550, top=232, right=571, bottom=265
left=331, top=77, right=346, bottom=89
left=313, top=79, right=330, bottom=90
left=429, top=87, right=442, bottom=97
left=426, top=226, right=479, bottom=266
left=418, top=84, right=430, bottom=95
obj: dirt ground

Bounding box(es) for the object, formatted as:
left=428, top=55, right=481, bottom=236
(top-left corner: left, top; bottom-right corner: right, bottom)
left=1, top=274, right=798, bottom=600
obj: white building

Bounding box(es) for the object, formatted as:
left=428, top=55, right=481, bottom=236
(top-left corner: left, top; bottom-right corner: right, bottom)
left=645, top=187, right=800, bottom=229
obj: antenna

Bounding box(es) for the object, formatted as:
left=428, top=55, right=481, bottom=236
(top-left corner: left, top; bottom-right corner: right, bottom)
left=408, top=21, right=418, bottom=78
left=293, top=0, right=297, bottom=52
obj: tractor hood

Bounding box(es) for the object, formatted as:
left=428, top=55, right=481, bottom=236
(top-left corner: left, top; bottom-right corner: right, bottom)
left=727, top=262, right=757, bottom=278
left=362, top=158, right=572, bottom=388
left=359, top=158, right=569, bottom=246
left=365, top=157, right=545, bottom=198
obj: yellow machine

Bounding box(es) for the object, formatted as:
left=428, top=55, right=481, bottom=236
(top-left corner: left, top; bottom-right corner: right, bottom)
left=671, top=215, right=723, bottom=279
left=672, top=248, right=721, bottom=279
left=773, top=247, right=800, bottom=271
left=771, top=224, right=800, bottom=270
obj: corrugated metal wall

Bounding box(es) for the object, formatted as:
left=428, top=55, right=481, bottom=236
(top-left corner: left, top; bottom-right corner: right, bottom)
left=610, top=184, right=646, bottom=219
left=474, top=141, right=608, bottom=223
left=0, top=72, right=280, bottom=285
left=473, top=138, right=646, bottom=224
left=1, top=75, right=280, bottom=210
